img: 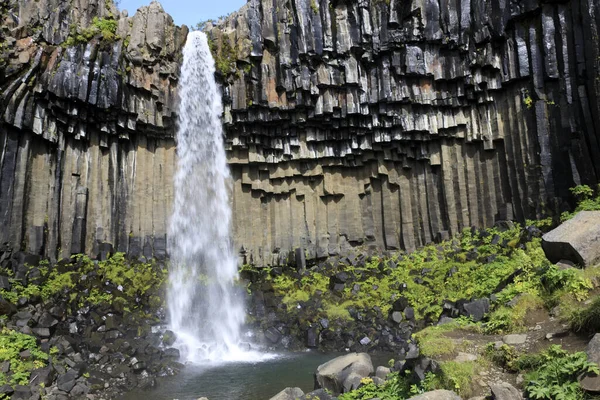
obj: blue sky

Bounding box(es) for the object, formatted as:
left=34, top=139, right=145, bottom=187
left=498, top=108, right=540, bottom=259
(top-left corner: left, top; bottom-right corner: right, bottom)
left=117, top=0, right=247, bottom=27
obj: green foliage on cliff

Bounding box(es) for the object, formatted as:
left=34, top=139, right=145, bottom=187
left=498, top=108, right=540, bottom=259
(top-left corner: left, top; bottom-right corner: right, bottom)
left=0, top=253, right=166, bottom=313
left=0, top=329, right=49, bottom=387
left=63, top=16, right=119, bottom=47
left=561, top=185, right=600, bottom=221
left=208, top=36, right=238, bottom=77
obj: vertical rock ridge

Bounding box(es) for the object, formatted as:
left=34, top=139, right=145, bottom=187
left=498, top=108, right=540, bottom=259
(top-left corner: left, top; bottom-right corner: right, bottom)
left=0, top=0, right=186, bottom=259
left=209, top=0, right=600, bottom=265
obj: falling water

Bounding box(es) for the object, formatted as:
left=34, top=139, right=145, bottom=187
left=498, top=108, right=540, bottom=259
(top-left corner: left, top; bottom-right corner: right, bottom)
left=167, top=31, right=266, bottom=363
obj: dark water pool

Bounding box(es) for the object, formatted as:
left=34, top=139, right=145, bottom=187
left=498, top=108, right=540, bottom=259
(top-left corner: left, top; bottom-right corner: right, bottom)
left=123, top=352, right=393, bottom=400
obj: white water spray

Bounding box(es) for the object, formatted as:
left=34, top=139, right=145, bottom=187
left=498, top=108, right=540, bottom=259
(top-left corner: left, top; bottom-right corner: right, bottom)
left=167, top=31, right=269, bottom=363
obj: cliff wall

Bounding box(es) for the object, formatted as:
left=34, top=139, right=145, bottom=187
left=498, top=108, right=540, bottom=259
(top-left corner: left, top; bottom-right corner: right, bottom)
left=209, top=0, right=600, bottom=265
left=0, top=0, right=186, bottom=260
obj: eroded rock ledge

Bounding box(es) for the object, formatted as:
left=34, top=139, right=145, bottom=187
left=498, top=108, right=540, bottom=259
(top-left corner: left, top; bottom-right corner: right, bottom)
left=209, top=0, right=600, bottom=266
left=0, top=0, right=187, bottom=260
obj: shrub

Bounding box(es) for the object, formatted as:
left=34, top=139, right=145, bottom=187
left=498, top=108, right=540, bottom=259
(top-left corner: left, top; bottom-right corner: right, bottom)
left=524, top=345, right=599, bottom=400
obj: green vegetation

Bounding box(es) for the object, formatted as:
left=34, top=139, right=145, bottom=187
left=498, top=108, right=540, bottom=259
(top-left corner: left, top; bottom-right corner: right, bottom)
left=413, top=318, right=479, bottom=358
left=0, top=329, right=49, bottom=387
left=208, top=36, right=238, bottom=77
left=0, top=253, right=166, bottom=313
left=486, top=344, right=599, bottom=400
left=338, top=373, right=434, bottom=400
left=566, top=295, right=600, bottom=334
left=561, top=185, right=600, bottom=221
left=64, top=16, right=119, bottom=47
left=250, top=224, right=554, bottom=330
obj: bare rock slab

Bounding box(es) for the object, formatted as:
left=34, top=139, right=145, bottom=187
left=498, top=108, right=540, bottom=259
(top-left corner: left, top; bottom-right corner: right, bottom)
left=503, top=334, right=527, bottom=345
left=408, top=390, right=462, bottom=400
left=269, top=387, right=305, bottom=400
left=315, top=353, right=373, bottom=394
left=490, top=382, right=523, bottom=400
left=542, top=211, right=600, bottom=267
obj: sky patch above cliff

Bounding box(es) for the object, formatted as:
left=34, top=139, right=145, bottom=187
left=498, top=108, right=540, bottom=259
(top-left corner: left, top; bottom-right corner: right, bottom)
left=117, top=0, right=246, bottom=27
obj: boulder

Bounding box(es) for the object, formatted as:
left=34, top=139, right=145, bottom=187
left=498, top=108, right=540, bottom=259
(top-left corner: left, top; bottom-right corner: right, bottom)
left=315, top=353, right=374, bottom=394
left=408, top=390, right=462, bottom=400
left=269, top=387, right=305, bottom=400
left=502, top=334, right=527, bottom=345
left=542, top=211, right=600, bottom=267
left=462, top=298, right=490, bottom=322
left=489, top=382, right=523, bottom=400
left=299, top=389, right=335, bottom=400
left=579, top=334, right=600, bottom=392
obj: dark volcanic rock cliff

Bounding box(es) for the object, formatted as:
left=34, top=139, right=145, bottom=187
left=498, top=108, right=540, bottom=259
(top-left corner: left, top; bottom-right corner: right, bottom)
left=209, top=0, right=600, bottom=265
left=0, top=0, right=187, bottom=260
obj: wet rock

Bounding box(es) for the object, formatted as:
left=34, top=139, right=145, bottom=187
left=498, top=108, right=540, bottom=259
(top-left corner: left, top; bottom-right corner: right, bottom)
left=542, top=211, right=600, bottom=267
left=265, top=327, right=282, bottom=344
left=269, top=387, right=305, bottom=400
left=315, top=353, right=374, bottom=394
left=162, top=330, right=177, bottom=346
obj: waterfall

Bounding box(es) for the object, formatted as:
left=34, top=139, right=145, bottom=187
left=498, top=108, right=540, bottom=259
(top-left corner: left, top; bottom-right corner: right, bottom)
left=167, top=31, right=263, bottom=363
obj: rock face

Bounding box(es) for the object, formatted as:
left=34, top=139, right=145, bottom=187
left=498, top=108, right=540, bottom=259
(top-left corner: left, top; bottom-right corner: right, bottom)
left=0, top=0, right=186, bottom=260
left=314, top=352, right=373, bottom=394
left=210, top=0, right=600, bottom=266
left=542, top=211, right=600, bottom=267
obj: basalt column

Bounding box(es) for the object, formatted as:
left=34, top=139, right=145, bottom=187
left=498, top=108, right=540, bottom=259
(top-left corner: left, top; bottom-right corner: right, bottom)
left=209, top=0, right=600, bottom=266
left=0, top=0, right=187, bottom=260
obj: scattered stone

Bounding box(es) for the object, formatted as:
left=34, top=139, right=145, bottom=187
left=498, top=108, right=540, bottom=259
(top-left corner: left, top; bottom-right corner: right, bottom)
left=502, top=334, right=527, bottom=345
left=162, top=330, right=177, bottom=346
left=489, top=382, right=523, bottom=400
left=359, top=336, right=371, bottom=346
left=376, top=366, right=391, bottom=380
left=407, top=390, right=462, bottom=400
left=454, top=352, right=478, bottom=362
left=391, top=311, right=403, bottom=323
left=462, top=298, right=490, bottom=322
left=269, top=387, right=305, bottom=400
left=315, top=353, right=374, bottom=394
left=542, top=211, right=600, bottom=267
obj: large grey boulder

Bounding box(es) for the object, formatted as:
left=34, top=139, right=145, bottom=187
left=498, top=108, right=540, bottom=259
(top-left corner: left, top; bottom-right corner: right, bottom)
left=269, top=387, right=305, bottom=400
left=542, top=211, right=600, bottom=267
left=315, top=353, right=373, bottom=394
left=490, top=382, right=523, bottom=400
left=408, top=390, right=462, bottom=400
left=579, top=334, right=600, bottom=392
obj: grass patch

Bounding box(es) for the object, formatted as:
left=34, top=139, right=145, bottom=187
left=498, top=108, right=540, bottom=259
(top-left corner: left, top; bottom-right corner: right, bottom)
left=484, top=293, right=544, bottom=334
left=566, top=296, right=600, bottom=334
